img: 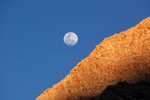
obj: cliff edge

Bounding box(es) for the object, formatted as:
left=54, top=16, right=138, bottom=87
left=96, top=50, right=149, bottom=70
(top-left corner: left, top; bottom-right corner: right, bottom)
left=36, top=17, right=150, bottom=100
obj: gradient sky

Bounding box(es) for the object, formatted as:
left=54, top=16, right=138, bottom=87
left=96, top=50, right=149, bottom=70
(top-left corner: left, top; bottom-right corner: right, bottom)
left=1, top=0, right=150, bottom=100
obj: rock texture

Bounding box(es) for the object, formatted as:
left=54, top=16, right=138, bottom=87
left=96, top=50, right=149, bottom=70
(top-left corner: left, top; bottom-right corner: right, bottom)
left=36, top=17, right=150, bottom=100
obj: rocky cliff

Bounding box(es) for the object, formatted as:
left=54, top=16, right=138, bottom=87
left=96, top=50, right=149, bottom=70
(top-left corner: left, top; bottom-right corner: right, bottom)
left=36, top=17, right=150, bottom=100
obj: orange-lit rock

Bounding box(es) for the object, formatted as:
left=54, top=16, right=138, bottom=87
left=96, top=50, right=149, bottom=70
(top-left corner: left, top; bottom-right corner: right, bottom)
left=36, top=17, right=150, bottom=100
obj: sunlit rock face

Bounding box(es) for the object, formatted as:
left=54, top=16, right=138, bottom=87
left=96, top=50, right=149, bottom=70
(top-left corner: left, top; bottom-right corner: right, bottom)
left=36, top=17, right=150, bottom=100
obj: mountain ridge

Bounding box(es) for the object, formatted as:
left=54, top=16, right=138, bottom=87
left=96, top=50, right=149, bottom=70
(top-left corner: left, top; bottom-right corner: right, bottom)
left=36, top=17, right=150, bottom=100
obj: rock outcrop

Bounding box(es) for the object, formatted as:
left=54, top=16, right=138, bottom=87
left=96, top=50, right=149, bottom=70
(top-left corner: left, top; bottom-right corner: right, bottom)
left=36, top=17, right=150, bottom=100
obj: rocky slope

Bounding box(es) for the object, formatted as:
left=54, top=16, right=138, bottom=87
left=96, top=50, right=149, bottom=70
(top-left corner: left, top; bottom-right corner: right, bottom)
left=36, top=17, right=150, bottom=100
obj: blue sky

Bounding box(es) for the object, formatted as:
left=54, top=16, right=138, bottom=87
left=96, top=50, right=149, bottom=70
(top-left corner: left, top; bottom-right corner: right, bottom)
left=0, top=0, right=150, bottom=100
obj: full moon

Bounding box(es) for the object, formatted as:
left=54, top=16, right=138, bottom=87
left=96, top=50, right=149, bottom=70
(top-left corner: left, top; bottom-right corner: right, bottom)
left=64, top=32, right=78, bottom=46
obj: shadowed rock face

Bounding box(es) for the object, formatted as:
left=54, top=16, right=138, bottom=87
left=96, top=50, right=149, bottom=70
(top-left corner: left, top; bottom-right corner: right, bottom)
left=36, top=17, right=150, bottom=100
left=98, top=78, right=150, bottom=100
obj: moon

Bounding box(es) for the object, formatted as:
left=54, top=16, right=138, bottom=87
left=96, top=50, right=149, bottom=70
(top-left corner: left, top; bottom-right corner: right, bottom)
left=64, top=32, right=78, bottom=46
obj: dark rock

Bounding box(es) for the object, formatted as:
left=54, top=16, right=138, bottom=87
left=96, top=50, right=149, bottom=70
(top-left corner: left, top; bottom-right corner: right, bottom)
left=98, top=79, right=150, bottom=100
